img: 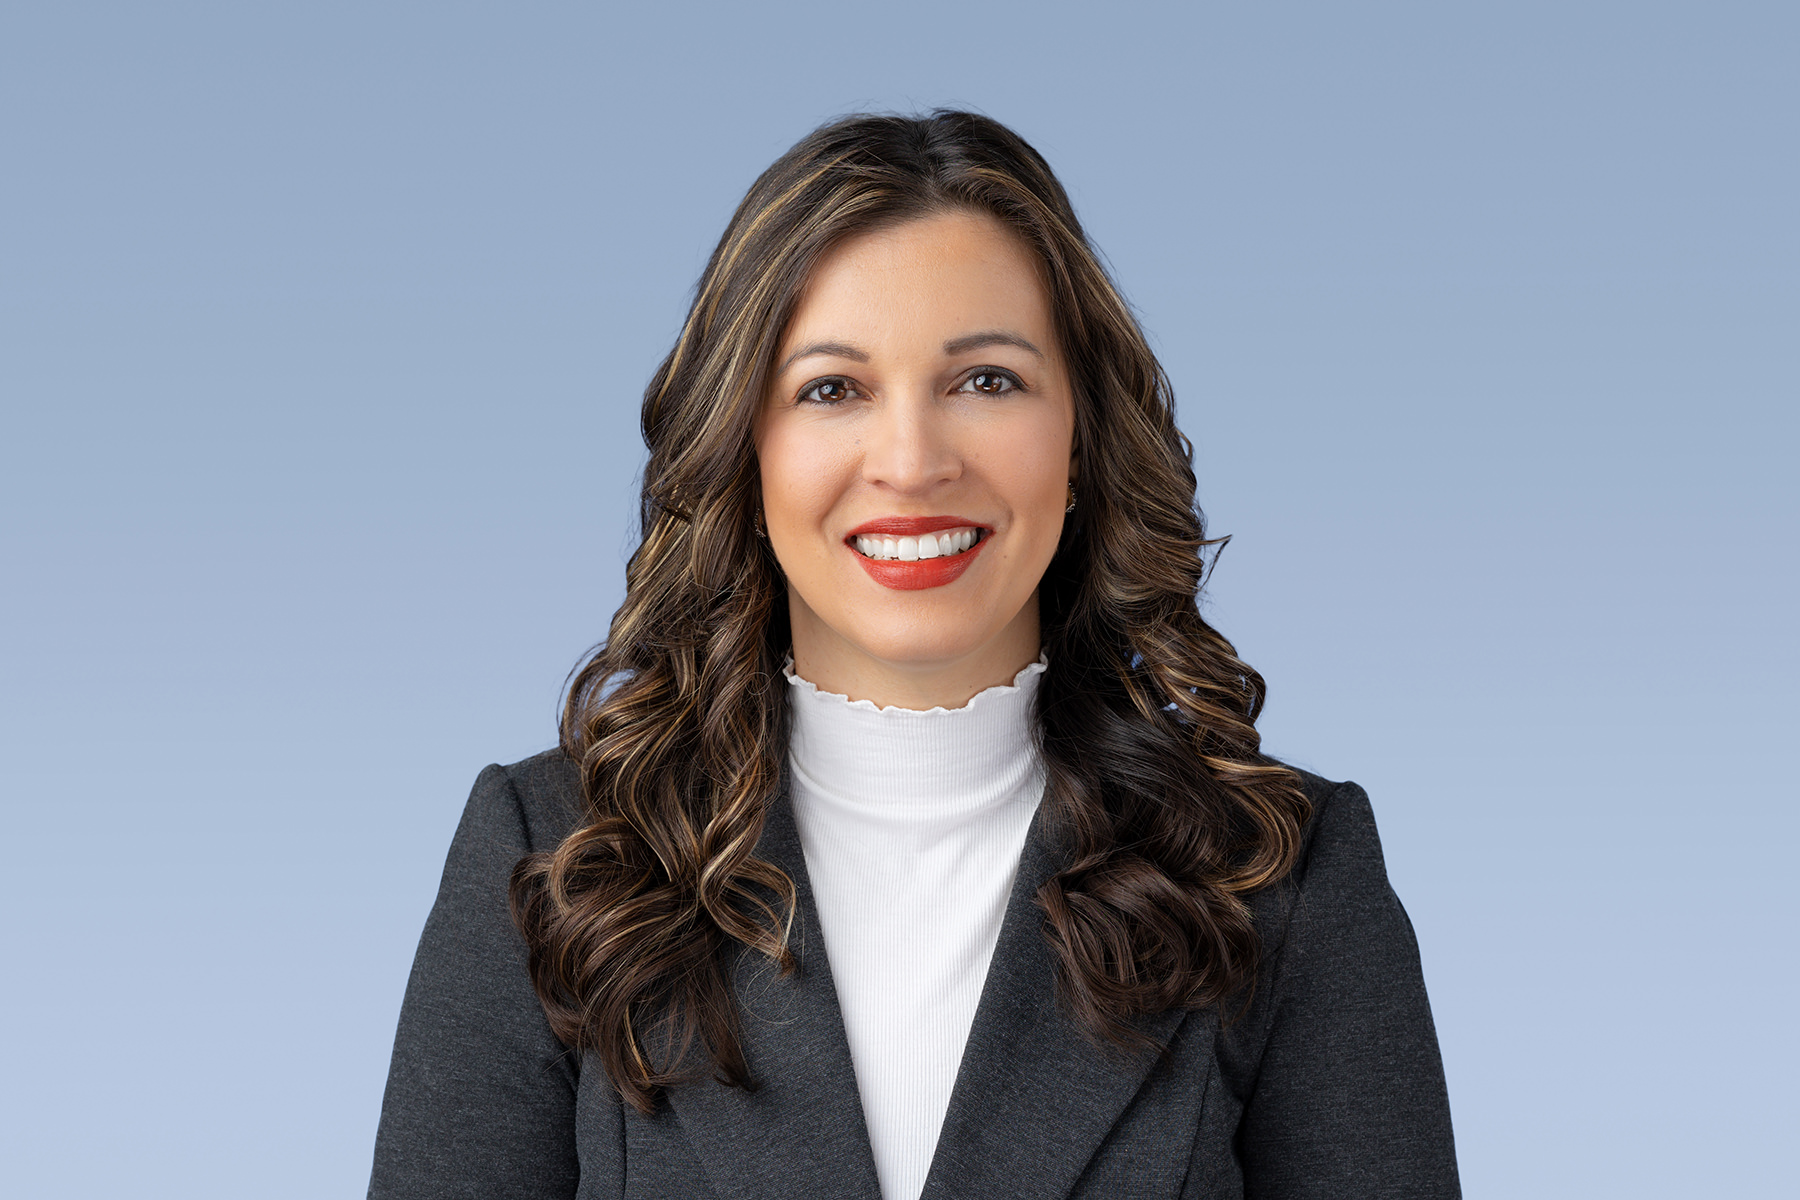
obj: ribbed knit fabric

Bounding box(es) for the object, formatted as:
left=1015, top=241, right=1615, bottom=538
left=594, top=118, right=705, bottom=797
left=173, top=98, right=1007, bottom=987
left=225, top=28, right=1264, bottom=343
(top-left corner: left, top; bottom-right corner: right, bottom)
left=784, top=657, right=1048, bottom=1200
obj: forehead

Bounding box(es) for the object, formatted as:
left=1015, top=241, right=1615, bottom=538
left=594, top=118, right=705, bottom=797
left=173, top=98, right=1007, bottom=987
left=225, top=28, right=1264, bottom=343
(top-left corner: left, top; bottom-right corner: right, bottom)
left=780, top=210, right=1054, bottom=350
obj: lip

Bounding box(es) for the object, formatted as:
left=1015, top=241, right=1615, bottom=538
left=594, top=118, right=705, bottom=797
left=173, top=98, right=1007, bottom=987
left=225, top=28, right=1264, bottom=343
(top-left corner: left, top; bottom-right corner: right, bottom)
left=845, top=515, right=991, bottom=592
left=846, top=514, right=987, bottom=538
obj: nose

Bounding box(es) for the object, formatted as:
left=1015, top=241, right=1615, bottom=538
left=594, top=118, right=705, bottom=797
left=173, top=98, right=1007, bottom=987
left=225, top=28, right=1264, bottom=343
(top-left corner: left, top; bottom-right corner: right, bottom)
left=859, top=391, right=962, bottom=495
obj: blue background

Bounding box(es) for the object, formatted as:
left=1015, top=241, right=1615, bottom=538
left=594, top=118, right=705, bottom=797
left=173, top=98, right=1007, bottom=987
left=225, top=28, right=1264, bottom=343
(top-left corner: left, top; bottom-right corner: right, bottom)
left=3, top=2, right=1794, bottom=1195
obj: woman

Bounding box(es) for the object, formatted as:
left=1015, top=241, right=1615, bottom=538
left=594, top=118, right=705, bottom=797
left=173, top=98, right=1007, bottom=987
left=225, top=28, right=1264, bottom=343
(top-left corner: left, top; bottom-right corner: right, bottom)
left=369, top=110, right=1459, bottom=1199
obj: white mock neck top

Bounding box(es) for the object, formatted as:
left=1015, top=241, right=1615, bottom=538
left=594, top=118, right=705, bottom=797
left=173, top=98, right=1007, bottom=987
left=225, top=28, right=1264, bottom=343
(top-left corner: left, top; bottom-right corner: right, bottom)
left=784, top=657, right=1048, bottom=1200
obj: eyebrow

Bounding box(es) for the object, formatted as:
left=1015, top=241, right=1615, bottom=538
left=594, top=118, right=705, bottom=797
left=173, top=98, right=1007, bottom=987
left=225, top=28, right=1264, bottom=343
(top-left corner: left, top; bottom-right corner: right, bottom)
left=942, top=330, right=1046, bottom=360
left=778, top=330, right=1046, bottom=374
left=778, top=340, right=869, bottom=373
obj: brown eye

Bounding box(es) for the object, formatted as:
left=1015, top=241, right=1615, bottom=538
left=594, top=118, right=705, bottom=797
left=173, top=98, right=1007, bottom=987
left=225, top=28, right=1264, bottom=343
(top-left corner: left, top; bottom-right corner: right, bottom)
left=799, top=377, right=855, bottom=405
left=962, top=370, right=1020, bottom=396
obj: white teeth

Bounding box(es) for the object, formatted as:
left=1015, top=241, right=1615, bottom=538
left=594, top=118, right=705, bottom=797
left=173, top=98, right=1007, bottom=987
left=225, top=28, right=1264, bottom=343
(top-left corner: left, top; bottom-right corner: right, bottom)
left=853, top=527, right=982, bottom=561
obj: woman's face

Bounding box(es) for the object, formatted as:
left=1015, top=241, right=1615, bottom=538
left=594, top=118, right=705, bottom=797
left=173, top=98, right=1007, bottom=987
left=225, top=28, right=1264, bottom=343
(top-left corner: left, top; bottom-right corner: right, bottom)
left=755, top=209, right=1076, bottom=707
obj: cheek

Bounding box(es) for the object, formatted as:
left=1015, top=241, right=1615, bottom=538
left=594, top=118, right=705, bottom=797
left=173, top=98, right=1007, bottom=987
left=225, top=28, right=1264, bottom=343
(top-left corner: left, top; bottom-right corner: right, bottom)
left=991, top=411, right=1074, bottom=520
left=758, top=421, right=853, bottom=532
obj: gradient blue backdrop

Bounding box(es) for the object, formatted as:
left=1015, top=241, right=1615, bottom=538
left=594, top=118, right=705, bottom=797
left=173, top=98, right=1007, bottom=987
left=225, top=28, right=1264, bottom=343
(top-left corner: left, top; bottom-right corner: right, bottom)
left=3, top=2, right=1794, bottom=1196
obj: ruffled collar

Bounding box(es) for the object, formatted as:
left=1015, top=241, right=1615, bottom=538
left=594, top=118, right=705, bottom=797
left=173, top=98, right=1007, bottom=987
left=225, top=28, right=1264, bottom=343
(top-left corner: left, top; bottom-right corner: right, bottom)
left=783, top=655, right=1047, bottom=809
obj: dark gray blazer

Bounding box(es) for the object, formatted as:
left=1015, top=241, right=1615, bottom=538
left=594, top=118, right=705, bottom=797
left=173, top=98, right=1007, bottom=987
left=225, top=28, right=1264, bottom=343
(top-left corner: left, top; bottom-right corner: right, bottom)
left=369, top=750, right=1459, bottom=1198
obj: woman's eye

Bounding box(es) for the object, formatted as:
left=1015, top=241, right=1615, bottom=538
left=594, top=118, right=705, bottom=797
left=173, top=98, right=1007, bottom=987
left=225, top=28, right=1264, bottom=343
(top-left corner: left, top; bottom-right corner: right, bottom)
left=961, top=369, right=1021, bottom=396
left=798, top=377, right=856, bottom=405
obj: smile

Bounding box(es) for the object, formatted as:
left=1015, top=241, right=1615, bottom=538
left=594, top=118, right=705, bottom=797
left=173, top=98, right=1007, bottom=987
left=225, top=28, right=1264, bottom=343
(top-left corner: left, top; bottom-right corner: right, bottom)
left=844, top=517, right=992, bottom=591
left=852, top=527, right=983, bottom=561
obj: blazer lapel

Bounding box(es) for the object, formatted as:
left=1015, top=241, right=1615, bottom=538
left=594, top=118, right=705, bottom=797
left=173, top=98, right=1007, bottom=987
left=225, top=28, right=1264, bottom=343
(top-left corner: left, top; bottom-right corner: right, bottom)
left=662, top=787, right=884, bottom=1200
left=919, top=801, right=1189, bottom=1200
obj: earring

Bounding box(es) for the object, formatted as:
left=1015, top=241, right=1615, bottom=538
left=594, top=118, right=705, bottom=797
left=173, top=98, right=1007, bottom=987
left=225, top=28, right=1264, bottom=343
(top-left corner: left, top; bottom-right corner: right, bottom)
left=1065, top=482, right=1077, bottom=514
left=753, top=505, right=766, bottom=538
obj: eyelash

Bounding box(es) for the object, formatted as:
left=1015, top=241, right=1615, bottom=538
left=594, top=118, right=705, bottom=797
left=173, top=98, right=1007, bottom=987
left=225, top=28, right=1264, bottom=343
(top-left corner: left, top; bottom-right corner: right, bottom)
left=795, top=367, right=1027, bottom=406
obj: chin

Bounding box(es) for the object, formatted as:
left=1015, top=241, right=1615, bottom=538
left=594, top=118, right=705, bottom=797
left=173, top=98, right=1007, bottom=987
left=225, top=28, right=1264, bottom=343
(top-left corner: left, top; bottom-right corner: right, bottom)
left=843, top=624, right=996, bottom=670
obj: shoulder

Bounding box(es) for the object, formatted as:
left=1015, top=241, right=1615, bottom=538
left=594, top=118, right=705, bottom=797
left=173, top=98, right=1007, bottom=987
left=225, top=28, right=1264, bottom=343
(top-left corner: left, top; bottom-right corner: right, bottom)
left=1289, top=768, right=1389, bottom=885
left=1248, top=768, right=1397, bottom=957
left=457, top=747, right=587, bottom=858
left=1219, top=769, right=1460, bottom=1185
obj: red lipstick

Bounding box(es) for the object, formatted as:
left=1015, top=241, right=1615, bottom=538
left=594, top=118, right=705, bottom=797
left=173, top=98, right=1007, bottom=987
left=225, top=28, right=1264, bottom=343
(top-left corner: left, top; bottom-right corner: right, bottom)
left=846, top=515, right=990, bottom=591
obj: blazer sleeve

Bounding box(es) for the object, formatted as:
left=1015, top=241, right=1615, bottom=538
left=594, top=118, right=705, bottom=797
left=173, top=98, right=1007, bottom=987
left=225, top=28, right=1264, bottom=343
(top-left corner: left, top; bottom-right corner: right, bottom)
left=1234, top=780, right=1461, bottom=1199
left=367, top=763, right=588, bottom=1199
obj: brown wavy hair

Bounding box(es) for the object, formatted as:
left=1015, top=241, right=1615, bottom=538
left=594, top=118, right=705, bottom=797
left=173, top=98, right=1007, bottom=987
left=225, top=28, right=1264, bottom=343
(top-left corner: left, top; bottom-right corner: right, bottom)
left=510, top=110, right=1312, bottom=1112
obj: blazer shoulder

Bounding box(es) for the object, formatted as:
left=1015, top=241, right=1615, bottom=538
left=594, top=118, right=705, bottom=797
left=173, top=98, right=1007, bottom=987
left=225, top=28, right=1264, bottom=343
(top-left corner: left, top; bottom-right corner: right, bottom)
left=1286, top=766, right=1383, bottom=881
left=1247, top=767, right=1388, bottom=953
left=480, top=746, right=586, bottom=855
left=1223, top=767, right=1460, bottom=1190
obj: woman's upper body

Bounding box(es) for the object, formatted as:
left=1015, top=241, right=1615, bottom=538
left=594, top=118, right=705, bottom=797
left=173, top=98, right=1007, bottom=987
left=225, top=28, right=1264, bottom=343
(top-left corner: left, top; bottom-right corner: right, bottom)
left=368, top=745, right=1458, bottom=1199
left=369, top=109, right=1459, bottom=1197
